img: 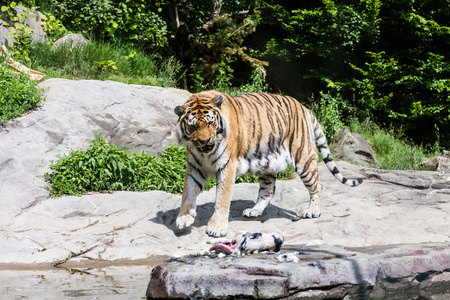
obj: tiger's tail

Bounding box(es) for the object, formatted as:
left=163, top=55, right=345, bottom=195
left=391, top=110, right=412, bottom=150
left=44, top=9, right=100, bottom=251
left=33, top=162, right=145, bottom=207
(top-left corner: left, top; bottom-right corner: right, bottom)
left=311, top=114, right=363, bottom=187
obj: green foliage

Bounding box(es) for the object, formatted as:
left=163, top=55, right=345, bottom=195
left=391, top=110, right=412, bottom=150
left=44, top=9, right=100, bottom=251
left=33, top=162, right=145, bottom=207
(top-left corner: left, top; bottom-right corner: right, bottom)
left=214, top=59, right=235, bottom=91
left=94, top=59, right=117, bottom=74
left=28, top=39, right=181, bottom=86
left=311, top=91, right=344, bottom=139
left=345, top=118, right=438, bottom=170
left=0, top=57, right=44, bottom=122
left=46, top=139, right=187, bottom=196
left=348, top=51, right=398, bottom=119
left=1, top=1, right=35, bottom=60
left=46, top=138, right=296, bottom=197
left=40, top=12, right=69, bottom=41
left=191, top=59, right=270, bottom=97
left=347, top=50, right=450, bottom=148
left=285, top=1, right=364, bottom=59
left=38, top=0, right=168, bottom=48
left=190, top=58, right=236, bottom=92
left=239, top=68, right=269, bottom=94
left=252, top=0, right=450, bottom=149
left=164, top=1, right=263, bottom=91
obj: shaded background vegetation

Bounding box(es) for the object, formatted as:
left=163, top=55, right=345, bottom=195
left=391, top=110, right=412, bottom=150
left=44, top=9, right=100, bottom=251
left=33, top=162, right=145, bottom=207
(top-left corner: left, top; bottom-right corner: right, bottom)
left=3, top=0, right=450, bottom=150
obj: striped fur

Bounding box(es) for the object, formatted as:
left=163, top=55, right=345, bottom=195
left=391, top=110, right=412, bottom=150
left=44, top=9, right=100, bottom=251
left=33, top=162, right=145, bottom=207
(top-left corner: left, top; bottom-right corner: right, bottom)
left=175, top=91, right=363, bottom=237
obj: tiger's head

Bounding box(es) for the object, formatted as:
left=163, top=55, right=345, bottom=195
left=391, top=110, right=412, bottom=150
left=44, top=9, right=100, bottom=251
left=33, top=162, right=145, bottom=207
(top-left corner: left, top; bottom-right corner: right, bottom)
left=175, top=92, right=226, bottom=154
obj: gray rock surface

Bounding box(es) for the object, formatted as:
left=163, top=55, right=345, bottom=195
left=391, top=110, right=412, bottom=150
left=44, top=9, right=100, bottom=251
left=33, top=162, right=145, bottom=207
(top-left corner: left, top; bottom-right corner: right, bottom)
left=0, top=78, right=189, bottom=263
left=147, top=243, right=450, bottom=299
left=0, top=23, right=6, bottom=46
left=415, top=150, right=450, bottom=171
left=0, top=6, right=46, bottom=47
left=0, top=79, right=449, bottom=298
left=17, top=7, right=46, bottom=44
left=437, top=156, right=450, bottom=171
left=333, top=127, right=379, bottom=166
left=51, top=33, right=89, bottom=50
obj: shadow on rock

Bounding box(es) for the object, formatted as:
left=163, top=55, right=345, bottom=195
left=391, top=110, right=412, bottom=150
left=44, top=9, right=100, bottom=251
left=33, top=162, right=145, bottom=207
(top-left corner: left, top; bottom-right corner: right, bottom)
left=149, top=199, right=299, bottom=237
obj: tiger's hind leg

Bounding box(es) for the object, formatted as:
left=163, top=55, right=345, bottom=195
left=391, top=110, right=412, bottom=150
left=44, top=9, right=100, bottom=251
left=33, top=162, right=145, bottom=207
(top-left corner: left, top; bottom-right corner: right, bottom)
left=243, top=173, right=276, bottom=218
left=297, top=155, right=322, bottom=218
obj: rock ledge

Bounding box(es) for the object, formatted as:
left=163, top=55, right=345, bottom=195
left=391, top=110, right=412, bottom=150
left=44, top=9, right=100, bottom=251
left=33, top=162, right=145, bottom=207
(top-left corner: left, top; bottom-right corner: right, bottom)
left=147, top=242, right=450, bottom=299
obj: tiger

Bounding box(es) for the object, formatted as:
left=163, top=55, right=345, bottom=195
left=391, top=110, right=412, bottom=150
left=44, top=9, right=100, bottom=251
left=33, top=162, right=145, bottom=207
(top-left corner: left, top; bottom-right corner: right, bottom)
left=413, top=150, right=450, bottom=171
left=174, top=90, right=363, bottom=237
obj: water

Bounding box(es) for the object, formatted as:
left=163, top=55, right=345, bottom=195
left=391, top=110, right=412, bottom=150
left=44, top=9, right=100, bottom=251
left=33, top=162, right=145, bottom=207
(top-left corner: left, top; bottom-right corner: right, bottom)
left=0, top=265, right=155, bottom=300
left=2, top=265, right=449, bottom=299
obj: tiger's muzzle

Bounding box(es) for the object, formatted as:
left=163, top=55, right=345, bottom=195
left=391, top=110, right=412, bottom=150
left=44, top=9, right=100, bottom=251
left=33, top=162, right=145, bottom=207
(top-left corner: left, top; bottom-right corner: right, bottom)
left=195, top=138, right=215, bottom=153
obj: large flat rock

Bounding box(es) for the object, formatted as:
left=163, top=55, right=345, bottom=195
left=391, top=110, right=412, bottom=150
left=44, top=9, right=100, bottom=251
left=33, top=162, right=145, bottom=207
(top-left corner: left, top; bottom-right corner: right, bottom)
left=147, top=243, right=450, bottom=299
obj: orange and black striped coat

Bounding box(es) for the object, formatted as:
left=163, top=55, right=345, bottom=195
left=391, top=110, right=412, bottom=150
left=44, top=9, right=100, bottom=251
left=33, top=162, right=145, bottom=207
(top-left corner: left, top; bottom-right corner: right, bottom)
left=175, top=90, right=362, bottom=237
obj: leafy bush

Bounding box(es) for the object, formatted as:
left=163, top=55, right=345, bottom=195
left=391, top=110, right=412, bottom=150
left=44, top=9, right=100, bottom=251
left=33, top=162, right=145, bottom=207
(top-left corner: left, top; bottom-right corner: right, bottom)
left=40, top=11, right=70, bottom=42
left=239, top=68, right=269, bottom=94
left=346, top=51, right=450, bottom=149
left=36, top=0, right=168, bottom=49
left=46, top=139, right=186, bottom=196
left=0, top=58, right=44, bottom=122
left=311, top=91, right=345, bottom=139
left=45, top=138, right=295, bottom=197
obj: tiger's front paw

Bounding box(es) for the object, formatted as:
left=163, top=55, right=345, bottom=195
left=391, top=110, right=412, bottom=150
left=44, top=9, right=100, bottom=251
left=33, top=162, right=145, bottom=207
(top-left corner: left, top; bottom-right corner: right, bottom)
left=301, top=208, right=321, bottom=219
left=242, top=208, right=263, bottom=218
left=205, top=222, right=228, bottom=237
left=176, top=213, right=196, bottom=229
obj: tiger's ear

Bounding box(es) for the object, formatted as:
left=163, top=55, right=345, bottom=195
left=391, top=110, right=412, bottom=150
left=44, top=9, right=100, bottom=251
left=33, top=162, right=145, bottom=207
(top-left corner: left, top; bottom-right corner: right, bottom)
left=213, top=95, right=224, bottom=108
left=174, top=105, right=185, bottom=116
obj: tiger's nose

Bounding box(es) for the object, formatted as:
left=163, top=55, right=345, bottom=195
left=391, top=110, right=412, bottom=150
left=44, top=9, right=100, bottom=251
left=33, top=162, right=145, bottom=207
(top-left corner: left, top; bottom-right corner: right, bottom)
left=198, top=137, right=212, bottom=145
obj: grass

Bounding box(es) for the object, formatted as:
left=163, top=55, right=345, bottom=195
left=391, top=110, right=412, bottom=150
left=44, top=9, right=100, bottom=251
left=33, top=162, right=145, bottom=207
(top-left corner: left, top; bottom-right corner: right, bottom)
left=0, top=57, right=44, bottom=122
left=343, top=118, right=439, bottom=170
left=27, top=39, right=181, bottom=87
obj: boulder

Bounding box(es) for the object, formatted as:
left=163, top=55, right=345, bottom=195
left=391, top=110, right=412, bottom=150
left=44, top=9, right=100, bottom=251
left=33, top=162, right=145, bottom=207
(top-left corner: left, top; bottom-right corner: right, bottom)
left=333, top=127, right=379, bottom=166
left=51, top=33, right=89, bottom=49
left=15, top=6, right=46, bottom=43
left=0, top=6, right=46, bottom=47
left=0, top=23, right=6, bottom=46
left=437, top=156, right=450, bottom=172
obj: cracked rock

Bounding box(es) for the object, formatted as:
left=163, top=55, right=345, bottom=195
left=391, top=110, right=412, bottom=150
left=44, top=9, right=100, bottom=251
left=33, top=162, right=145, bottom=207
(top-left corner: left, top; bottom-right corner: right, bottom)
left=147, top=243, right=450, bottom=299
